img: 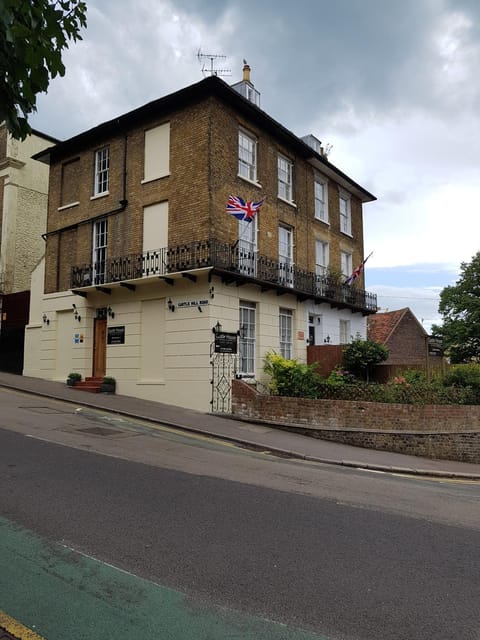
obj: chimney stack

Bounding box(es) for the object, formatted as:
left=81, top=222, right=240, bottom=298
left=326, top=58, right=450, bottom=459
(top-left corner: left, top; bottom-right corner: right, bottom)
left=243, top=61, right=251, bottom=83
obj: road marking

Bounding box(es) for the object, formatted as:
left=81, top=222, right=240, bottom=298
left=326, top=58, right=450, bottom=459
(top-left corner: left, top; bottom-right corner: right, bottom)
left=0, top=611, right=45, bottom=640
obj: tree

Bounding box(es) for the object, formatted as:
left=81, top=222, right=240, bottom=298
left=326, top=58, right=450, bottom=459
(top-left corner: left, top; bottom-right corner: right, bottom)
left=432, top=252, right=480, bottom=363
left=343, top=337, right=388, bottom=382
left=0, top=0, right=87, bottom=140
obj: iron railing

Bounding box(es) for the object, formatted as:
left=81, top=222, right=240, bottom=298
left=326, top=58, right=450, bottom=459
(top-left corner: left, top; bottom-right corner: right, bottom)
left=71, top=238, right=377, bottom=313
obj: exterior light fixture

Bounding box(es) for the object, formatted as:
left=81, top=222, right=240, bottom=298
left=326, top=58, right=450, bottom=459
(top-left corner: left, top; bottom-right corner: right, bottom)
left=107, top=306, right=115, bottom=319
left=42, top=313, right=50, bottom=325
left=324, top=335, right=331, bottom=344
left=212, top=320, right=222, bottom=334
left=167, top=298, right=175, bottom=312
left=74, top=309, right=81, bottom=322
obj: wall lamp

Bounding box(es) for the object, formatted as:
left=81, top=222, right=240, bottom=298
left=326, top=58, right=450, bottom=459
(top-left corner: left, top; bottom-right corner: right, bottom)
left=107, top=306, right=115, bottom=319
left=324, top=335, right=331, bottom=344
left=74, top=309, right=81, bottom=322
left=42, top=313, right=50, bottom=325
left=209, top=286, right=215, bottom=299
left=167, top=298, right=175, bottom=312
left=212, top=320, right=222, bottom=334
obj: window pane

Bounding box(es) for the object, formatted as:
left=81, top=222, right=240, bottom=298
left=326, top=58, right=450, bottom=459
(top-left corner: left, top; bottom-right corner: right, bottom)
left=315, top=179, right=328, bottom=222
left=279, top=308, right=293, bottom=359
left=278, top=155, right=292, bottom=201
left=239, top=301, right=256, bottom=375
left=95, top=147, right=109, bottom=195
left=238, top=131, right=256, bottom=181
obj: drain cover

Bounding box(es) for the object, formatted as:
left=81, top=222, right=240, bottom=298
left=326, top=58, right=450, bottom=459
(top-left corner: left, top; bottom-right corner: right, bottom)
left=77, top=426, right=123, bottom=437
left=20, top=406, right=71, bottom=415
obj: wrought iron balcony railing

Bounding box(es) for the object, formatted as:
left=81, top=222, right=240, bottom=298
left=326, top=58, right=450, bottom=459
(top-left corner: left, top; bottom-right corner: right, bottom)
left=71, top=238, right=377, bottom=313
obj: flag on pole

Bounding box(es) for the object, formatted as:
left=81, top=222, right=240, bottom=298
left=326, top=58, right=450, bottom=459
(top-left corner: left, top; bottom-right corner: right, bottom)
left=344, top=252, right=373, bottom=286
left=226, top=195, right=265, bottom=222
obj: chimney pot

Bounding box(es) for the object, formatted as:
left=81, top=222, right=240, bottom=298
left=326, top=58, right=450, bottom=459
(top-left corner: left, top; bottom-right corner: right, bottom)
left=243, top=63, right=251, bottom=83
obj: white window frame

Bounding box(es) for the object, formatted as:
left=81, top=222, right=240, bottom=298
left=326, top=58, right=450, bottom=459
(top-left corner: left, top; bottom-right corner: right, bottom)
left=278, top=154, right=293, bottom=202
left=340, top=319, right=351, bottom=344
left=94, top=147, right=109, bottom=196
left=279, top=308, right=293, bottom=359
left=238, top=129, right=257, bottom=183
left=239, top=301, right=256, bottom=376
left=315, top=240, right=329, bottom=276
left=93, top=219, right=108, bottom=284
left=339, top=190, right=352, bottom=235
left=314, top=177, right=328, bottom=223
left=341, top=251, right=353, bottom=278
left=278, top=224, right=294, bottom=287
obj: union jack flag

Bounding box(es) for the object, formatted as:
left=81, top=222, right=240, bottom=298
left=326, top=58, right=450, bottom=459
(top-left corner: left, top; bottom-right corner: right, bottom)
left=344, top=252, right=373, bottom=286
left=226, top=195, right=265, bottom=222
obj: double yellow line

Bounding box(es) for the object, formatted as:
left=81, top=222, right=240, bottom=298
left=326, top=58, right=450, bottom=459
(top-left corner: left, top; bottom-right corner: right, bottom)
left=0, top=611, right=45, bottom=639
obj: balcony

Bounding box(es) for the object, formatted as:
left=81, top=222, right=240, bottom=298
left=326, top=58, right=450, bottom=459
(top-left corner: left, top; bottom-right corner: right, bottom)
left=71, top=238, right=377, bottom=314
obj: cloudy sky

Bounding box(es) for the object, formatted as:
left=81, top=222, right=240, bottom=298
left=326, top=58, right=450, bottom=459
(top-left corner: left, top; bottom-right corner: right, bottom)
left=31, top=0, right=480, bottom=331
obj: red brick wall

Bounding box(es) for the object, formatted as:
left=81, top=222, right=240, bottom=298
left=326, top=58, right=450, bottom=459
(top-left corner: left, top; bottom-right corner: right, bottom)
left=232, top=380, right=480, bottom=463
left=386, top=310, right=428, bottom=365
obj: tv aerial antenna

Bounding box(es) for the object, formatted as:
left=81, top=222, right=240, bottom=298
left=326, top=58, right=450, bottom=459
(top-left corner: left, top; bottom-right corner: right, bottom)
left=197, top=49, right=231, bottom=77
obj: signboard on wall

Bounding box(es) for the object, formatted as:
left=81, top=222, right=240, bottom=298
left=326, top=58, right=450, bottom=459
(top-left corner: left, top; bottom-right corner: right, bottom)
left=214, top=332, right=238, bottom=354
left=107, top=326, right=125, bottom=345
left=428, top=336, right=443, bottom=356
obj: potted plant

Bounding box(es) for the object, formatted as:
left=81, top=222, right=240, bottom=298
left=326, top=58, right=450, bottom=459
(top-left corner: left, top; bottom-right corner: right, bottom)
left=325, top=267, right=343, bottom=299
left=100, top=376, right=116, bottom=393
left=66, top=372, right=82, bottom=386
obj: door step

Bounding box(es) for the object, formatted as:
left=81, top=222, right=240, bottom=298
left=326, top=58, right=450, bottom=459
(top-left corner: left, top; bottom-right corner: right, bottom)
left=72, top=377, right=104, bottom=393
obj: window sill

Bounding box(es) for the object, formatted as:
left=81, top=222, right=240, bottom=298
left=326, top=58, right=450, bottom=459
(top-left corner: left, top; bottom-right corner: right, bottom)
left=90, top=191, right=109, bottom=200
left=277, top=196, right=297, bottom=209
left=340, top=230, right=353, bottom=238
left=314, top=216, right=330, bottom=225
left=141, top=174, right=170, bottom=184
left=58, top=201, right=80, bottom=211
left=237, top=174, right=263, bottom=189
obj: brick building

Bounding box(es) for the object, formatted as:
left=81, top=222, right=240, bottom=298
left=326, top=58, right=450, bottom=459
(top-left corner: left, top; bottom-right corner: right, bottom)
left=24, top=66, right=377, bottom=411
left=0, top=124, right=56, bottom=372
left=367, top=307, right=443, bottom=380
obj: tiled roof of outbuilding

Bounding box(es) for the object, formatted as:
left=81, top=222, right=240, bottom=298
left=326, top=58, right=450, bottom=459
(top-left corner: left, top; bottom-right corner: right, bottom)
left=367, top=308, right=409, bottom=344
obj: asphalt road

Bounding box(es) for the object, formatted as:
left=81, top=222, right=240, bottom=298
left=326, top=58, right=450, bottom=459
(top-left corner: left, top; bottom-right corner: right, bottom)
left=0, top=392, right=479, bottom=639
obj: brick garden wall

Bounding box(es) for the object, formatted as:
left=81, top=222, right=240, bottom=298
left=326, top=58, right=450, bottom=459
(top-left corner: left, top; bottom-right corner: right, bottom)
left=231, top=380, right=480, bottom=463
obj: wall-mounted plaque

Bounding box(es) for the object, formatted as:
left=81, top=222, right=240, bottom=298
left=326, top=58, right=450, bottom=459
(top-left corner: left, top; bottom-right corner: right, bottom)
left=214, top=332, right=238, bottom=354
left=107, top=326, right=125, bottom=345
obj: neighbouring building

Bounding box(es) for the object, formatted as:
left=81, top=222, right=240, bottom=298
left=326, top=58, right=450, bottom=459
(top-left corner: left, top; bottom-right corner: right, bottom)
left=367, top=307, right=442, bottom=380
left=0, top=123, right=56, bottom=372
left=24, top=66, right=377, bottom=411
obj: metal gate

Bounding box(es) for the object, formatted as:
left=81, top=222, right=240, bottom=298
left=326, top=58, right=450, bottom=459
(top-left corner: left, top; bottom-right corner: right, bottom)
left=210, top=347, right=238, bottom=414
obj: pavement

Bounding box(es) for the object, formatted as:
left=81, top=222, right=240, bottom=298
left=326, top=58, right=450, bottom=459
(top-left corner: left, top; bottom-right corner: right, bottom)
left=0, top=371, right=479, bottom=480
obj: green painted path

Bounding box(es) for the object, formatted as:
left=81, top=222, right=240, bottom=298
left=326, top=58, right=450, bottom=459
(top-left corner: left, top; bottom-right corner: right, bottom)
left=0, top=517, right=329, bottom=640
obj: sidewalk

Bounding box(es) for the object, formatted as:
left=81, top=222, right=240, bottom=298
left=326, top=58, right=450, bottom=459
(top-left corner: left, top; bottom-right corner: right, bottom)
left=0, top=371, right=479, bottom=479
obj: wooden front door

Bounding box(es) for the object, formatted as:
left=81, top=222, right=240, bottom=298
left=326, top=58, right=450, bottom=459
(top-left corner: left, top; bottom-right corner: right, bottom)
left=93, top=317, right=107, bottom=378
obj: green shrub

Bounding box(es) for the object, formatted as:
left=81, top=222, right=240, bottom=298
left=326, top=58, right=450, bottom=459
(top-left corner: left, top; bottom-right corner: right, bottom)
left=343, top=338, right=389, bottom=381
left=263, top=352, right=321, bottom=398
left=443, top=364, right=480, bottom=389
left=67, top=372, right=82, bottom=382
left=326, top=366, right=356, bottom=386
left=402, top=369, right=427, bottom=384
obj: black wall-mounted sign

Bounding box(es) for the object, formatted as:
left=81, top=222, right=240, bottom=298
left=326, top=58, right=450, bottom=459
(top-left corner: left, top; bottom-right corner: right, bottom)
left=214, top=332, right=238, bottom=354
left=107, top=326, right=125, bottom=345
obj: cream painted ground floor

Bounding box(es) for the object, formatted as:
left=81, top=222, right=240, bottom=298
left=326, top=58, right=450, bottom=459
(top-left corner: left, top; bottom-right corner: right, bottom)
left=24, top=262, right=367, bottom=412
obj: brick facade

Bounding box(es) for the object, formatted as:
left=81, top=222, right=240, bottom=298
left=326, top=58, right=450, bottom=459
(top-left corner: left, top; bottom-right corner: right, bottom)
left=232, top=380, right=480, bottom=463
left=43, top=78, right=372, bottom=296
